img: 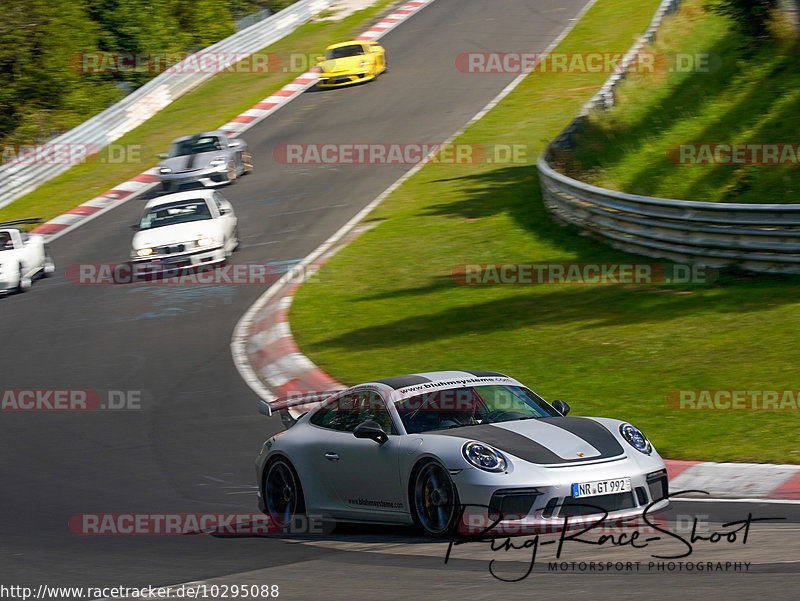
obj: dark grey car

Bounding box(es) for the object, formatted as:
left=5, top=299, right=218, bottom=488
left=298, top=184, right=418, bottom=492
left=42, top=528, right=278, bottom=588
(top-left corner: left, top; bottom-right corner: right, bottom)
left=157, top=131, right=252, bottom=193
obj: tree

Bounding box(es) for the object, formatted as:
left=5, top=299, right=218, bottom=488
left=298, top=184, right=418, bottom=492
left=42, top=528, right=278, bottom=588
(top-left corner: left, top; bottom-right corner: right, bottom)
left=707, top=0, right=778, bottom=39
left=85, top=0, right=189, bottom=87
left=0, top=0, right=119, bottom=144
left=169, top=0, right=235, bottom=50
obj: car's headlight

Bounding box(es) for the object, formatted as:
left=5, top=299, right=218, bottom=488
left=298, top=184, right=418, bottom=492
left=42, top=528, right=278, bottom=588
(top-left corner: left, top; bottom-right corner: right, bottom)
left=136, top=248, right=154, bottom=257
left=462, top=441, right=507, bottom=472
left=196, top=237, right=216, bottom=247
left=208, top=157, right=228, bottom=169
left=159, top=167, right=172, bottom=174
left=620, top=423, right=652, bottom=455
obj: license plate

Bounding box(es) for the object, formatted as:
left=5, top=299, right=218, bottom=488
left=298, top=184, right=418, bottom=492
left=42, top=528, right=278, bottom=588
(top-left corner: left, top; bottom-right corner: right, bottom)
left=572, top=477, right=631, bottom=498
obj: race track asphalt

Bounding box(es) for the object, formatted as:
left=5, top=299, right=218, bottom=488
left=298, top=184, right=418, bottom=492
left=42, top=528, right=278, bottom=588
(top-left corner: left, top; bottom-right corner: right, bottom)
left=1, top=0, right=797, bottom=596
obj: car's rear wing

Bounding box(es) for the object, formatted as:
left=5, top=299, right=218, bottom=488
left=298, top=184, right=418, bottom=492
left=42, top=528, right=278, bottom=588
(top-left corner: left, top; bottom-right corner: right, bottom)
left=258, top=390, right=344, bottom=430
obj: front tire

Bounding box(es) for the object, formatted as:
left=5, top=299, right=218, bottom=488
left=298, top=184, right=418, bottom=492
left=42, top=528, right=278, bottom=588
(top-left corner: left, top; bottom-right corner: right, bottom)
left=264, top=457, right=306, bottom=529
left=410, top=460, right=460, bottom=538
left=42, top=249, right=55, bottom=277
left=225, top=161, right=237, bottom=184
left=231, top=226, right=241, bottom=252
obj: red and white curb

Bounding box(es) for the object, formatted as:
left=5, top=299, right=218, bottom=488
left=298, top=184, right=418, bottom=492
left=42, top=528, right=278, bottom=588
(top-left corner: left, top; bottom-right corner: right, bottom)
left=244, top=282, right=343, bottom=398
left=665, top=460, right=800, bottom=500
left=29, top=0, right=437, bottom=242
left=218, top=73, right=320, bottom=137
left=356, top=0, right=435, bottom=40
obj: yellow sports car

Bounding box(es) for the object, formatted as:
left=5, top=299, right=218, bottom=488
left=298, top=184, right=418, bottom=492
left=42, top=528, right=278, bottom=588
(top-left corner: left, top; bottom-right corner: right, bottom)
left=315, top=40, right=387, bottom=87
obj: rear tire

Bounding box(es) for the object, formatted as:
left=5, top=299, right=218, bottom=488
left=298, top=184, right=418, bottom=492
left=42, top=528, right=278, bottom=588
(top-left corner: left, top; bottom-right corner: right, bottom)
left=263, top=457, right=306, bottom=530
left=242, top=151, right=253, bottom=174
left=410, top=460, right=460, bottom=538
left=16, top=264, right=31, bottom=293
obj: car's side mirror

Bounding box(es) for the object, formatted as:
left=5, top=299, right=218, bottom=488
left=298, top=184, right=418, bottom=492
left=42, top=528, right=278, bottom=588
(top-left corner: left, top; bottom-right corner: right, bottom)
left=552, top=399, right=570, bottom=416
left=130, top=224, right=140, bottom=231
left=316, top=56, right=325, bottom=62
left=354, top=420, right=388, bottom=445
left=157, top=153, right=168, bottom=159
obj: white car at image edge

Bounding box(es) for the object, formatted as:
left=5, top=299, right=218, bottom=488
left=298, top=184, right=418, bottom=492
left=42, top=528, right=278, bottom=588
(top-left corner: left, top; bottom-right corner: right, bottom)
left=130, top=190, right=239, bottom=269
left=0, top=219, right=55, bottom=294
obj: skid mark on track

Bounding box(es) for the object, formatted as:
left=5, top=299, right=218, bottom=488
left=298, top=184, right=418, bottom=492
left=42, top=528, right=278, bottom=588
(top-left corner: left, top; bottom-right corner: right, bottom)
left=121, top=286, right=239, bottom=321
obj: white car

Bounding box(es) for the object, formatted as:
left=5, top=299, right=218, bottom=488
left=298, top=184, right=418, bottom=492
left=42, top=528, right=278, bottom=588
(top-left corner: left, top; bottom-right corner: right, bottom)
left=130, top=190, right=239, bottom=270
left=0, top=219, right=55, bottom=294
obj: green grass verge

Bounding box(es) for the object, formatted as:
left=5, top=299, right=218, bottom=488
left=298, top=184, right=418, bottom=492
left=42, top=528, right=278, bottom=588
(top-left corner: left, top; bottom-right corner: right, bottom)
left=0, top=0, right=397, bottom=224
left=291, top=0, right=800, bottom=464
left=557, top=0, right=800, bottom=203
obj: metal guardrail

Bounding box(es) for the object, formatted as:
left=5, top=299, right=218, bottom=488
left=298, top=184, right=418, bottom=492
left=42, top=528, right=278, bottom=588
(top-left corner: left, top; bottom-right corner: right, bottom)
left=0, top=0, right=334, bottom=210
left=537, top=0, right=800, bottom=274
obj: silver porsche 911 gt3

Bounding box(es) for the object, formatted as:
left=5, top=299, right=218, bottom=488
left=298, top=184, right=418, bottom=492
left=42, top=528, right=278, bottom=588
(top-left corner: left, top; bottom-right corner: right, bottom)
left=254, top=371, right=669, bottom=538
left=157, top=131, right=252, bottom=192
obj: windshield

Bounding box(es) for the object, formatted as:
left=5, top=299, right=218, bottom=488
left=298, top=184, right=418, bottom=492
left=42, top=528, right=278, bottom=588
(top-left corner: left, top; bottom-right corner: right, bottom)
left=138, top=199, right=212, bottom=230
left=394, top=385, right=560, bottom=433
left=168, top=136, right=224, bottom=157
left=326, top=44, right=365, bottom=60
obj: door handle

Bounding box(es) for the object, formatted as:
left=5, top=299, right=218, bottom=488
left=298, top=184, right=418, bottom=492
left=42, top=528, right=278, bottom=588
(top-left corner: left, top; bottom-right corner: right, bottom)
left=324, top=452, right=340, bottom=461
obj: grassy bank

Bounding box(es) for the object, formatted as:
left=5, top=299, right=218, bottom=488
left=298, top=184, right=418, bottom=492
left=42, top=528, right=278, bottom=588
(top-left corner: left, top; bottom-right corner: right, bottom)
left=557, top=0, right=800, bottom=203
left=0, top=0, right=396, bottom=224
left=291, top=0, right=800, bottom=463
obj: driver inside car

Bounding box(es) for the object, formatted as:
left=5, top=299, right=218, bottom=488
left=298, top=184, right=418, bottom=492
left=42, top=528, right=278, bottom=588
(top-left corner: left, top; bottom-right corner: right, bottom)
left=437, top=390, right=482, bottom=428
left=438, top=406, right=477, bottom=428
